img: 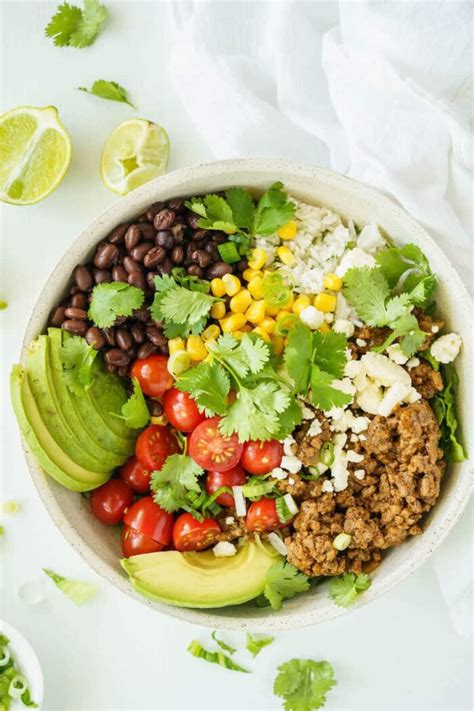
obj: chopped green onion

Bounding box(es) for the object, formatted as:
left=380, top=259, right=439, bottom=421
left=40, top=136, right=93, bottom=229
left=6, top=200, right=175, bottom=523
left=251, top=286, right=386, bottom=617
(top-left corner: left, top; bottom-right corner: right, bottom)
left=43, top=569, right=97, bottom=605
left=211, top=631, right=236, bottom=655
left=275, top=496, right=294, bottom=524
left=167, top=350, right=191, bottom=377
left=218, top=242, right=241, bottom=264
left=204, top=487, right=232, bottom=509
left=246, top=632, right=275, bottom=657
left=187, top=640, right=249, bottom=673
left=9, top=674, right=27, bottom=699
left=242, top=477, right=275, bottom=501
left=333, top=533, right=352, bottom=551
left=262, top=272, right=291, bottom=308
left=275, top=312, right=298, bottom=337
left=0, top=646, right=11, bottom=667
left=300, top=466, right=321, bottom=481
left=320, top=442, right=335, bottom=467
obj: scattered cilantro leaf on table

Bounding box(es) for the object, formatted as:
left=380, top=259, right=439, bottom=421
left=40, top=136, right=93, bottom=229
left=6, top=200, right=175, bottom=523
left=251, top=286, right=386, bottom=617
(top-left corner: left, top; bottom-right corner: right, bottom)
left=78, top=79, right=134, bottom=107
left=43, top=568, right=98, bottom=605
left=274, top=659, right=336, bottom=711
left=117, top=378, right=149, bottom=428
left=187, top=640, right=249, bottom=673
left=45, top=0, right=108, bottom=48
left=432, top=366, right=466, bottom=462
left=258, top=560, right=310, bottom=611
left=246, top=633, right=274, bottom=657
left=211, top=632, right=236, bottom=655
left=175, top=362, right=230, bottom=416
left=151, top=275, right=218, bottom=338
left=59, top=335, right=98, bottom=394
left=88, top=282, right=144, bottom=328
left=328, top=572, right=371, bottom=607
left=151, top=454, right=203, bottom=513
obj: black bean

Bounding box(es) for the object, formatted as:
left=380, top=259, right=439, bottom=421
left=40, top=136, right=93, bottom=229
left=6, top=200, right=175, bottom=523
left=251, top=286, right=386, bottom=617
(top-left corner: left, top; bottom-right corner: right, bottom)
left=105, top=362, right=117, bottom=373
left=236, top=259, right=248, bottom=272
left=187, top=264, right=205, bottom=278
left=148, top=399, right=163, bottom=417
left=69, top=285, right=80, bottom=295
left=115, top=328, right=132, bottom=351
left=73, top=265, right=93, bottom=292
left=146, top=326, right=167, bottom=347
left=157, top=258, right=173, bottom=276
left=112, top=265, right=128, bottom=282
left=64, top=307, right=87, bottom=320
left=158, top=344, right=169, bottom=356
left=190, top=249, right=212, bottom=268
left=105, top=349, right=130, bottom=367
left=155, top=231, right=174, bottom=250
left=125, top=225, right=142, bottom=252
left=50, top=306, right=66, bottom=327
left=204, top=242, right=219, bottom=259
left=118, top=366, right=129, bottom=378
left=108, top=224, right=130, bottom=244
left=186, top=212, right=201, bottom=229
left=170, top=223, right=186, bottom=243
left=193, top=229, right=208, bottom=241
left=123, top=256, right=142, bottom=274
left=153, top=209, right=176, bottom=231
left=85, top=327, right=106, bottom=349
left=168, top=197, right=185, bottom=212
left=213, top=233, right=227, bottom=244
left=137, top=342, right=158, bottom=359
left=143, top=246, right=165, bottom=268
left=206, top=261, right=233, bottom=278
left=128, top=271, right=147, bottom=290
left=94, top=242, right=119, bottom=269
left=103, top=327, right=116, bottom=346
left=94, top=269, right=112, bottom=284
left=170, top=246, right=184, bottom=264
left=131, top=323, right=146, bottom=344
left=131, top=242, right=153, bottom=262
left=62, top=319, right=87, bottom=336
left=132, top=306, right=150, bottom=322
left=71, top=292, right=87, bottom=309
left=138, top=213, right=149, bottom=222
left=138, top=222, right=156, bottom=241
left=146, top=272, right=158, bottom=290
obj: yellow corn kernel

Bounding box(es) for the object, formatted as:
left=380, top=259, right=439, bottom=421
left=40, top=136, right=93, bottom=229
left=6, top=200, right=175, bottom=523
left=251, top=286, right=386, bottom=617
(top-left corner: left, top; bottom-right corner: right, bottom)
left=202, top=324, right=220, bottom=341
left=248, top=248, right=267, bottom=271
left=277, top=220, right=298, bottom=240
left=242, top=268, right=262, bottom=282
left=276, top=310, right=291, bottom=322
left=221, top=313, right=247, bottom=333
left=230, top=289, right=252, bottom=314
left=247, top=276, right=264, bottom=300
left=272, top=335, right=285, bottom=356
left=253, top=326, right=272, bottom=343
left=222, top=273, right=241, bottom=297
left=314, top=293, right=337, bottom=313
left=210, top=278, right=226, bottom=297
left=241, top=324, right=252, bottom=332
left=246, top=300, right=266, bottom=324
left=265, top=303, right=281, bottom=316
left=168, top=337, right=185, bottom=355
left=233, top=330, right=245, bottom=340
left=211, top=301, right=226, bottom=319
left=323, top=273, right=343, bottom=291
left=186, top=335, right=208, bottom=362
left=151, top=415, right=168, bottom=426
left=292, top=295, right=311, bottom=315
left=260, top=317, right=276, bottom=334
left=277, top=246, right=295, bottom=266
left=319, top=322, right=331, bottom=334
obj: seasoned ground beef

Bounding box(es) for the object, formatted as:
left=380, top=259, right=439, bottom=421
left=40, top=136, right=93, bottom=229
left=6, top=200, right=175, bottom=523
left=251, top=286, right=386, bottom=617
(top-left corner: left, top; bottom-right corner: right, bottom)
left=349, top=325, right=389, bottom=357
left=410, top=361, right=444, bottom=399
left=285, top=399, right=445, bottom=577
left=414, top=309, right=444, bottom=351
left=216, top=514, right=246, bottom=542
left=292, top=413, right=332, bottom=467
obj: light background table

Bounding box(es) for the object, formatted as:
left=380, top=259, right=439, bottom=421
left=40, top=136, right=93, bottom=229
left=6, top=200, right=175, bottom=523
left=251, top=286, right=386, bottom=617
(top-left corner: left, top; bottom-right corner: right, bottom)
left=0, top=2, right=472, bottom=710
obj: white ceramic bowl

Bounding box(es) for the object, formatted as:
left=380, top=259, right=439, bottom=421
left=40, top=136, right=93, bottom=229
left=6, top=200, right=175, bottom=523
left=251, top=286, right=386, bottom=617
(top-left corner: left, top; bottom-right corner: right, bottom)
left=0, top=620, right=44, bottom=709
left=20, top=159, right=472, bottom=631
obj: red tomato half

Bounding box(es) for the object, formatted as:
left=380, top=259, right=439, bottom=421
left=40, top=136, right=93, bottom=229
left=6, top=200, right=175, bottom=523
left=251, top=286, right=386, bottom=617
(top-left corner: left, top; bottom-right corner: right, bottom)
left=90, top=479, right=134, bottom=526
left=130, top=355, right=173, bottom=398
left=119, top=456, right=151, bottom=494
left=246, top=498, right=286, bottom=533
left=188, top=417, right=243, bottom=472
left=135, top=425, right=179, bottom=471
left=121, top=525, right=164, bottom=557
left=241, top=439, right=283, bottom=475
left=172, top=513, right=221, bottom=552
left=123, top=496, right=174, bottom=546
left=163, top=388, right=206, bottom=432
left=205, top=465, right=247, bottom=507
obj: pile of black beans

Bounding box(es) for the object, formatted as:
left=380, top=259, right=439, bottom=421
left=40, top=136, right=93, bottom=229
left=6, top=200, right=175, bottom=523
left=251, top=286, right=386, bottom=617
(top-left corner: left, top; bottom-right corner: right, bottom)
left=49, top=197, right=248, bottom=378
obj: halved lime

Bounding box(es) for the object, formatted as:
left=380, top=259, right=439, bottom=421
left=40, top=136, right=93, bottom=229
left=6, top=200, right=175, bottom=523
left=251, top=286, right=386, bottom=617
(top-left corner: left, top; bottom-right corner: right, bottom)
left=0, top=106, right=72, bottom=205
left=101, top=119, right=169, bottom=195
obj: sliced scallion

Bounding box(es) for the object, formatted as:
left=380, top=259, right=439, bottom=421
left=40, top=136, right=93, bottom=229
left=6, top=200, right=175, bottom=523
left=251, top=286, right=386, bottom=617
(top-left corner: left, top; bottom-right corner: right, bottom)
left=320, top=441, right=335, bottom=467
left=218, top=242, right=241, bottom=264
left=8, top=674, right=27, bottom=699
left=275, top=496, right=294, bottom=524
left=187, top=640, right=249, bottom=672
left=0, top=646, right=10, bottom=667
left=242, top=477, right=275, bottom=501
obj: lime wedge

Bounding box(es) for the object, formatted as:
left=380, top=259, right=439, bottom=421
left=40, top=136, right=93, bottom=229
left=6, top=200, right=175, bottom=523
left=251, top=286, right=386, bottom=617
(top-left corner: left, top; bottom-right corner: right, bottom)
left=101, top=119, right=169, bottom=195
left=0, top=106, right=72, bottom=205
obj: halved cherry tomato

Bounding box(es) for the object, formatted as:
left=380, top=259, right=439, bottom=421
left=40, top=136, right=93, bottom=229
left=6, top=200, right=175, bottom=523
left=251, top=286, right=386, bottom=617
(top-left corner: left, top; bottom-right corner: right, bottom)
left=90, top=479, right=134, bottom=526
left=246, top=497, right=285, bottom=533
left=123, top=496, right=174, bottom=546
left=241, top=439, right=283, bottom=475
left=172, top=513, right=221, bottom=552
left=130, top=355, right=173, bottom=398
left=135, top=424, right=179, bottom=471
left=119, top=456, right=151, bottom=494
left=205, top=465, right=247, bottom=507
left=121, top=525, right=163, bottom=557
left=188, top=417, right=243, bottom=472
left=162, top=388, right=206, bottom=432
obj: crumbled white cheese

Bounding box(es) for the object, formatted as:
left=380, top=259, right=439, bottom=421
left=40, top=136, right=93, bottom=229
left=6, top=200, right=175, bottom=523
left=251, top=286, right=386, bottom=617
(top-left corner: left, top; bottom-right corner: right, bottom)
left=302, top=406, right=315, bottom=420
left=322, top=480, right=334, bottom=493
left=431, top=324, right=440, bottom=334
left=213, top=542, right=237, bottom=557
left=335, top=248, right=376, bottom=276
left=332, top=377, right=357, bottom=398
left=354, top=469, right=366, bottom=480
left=347, top=449, right=365, bottom=463
left=357, top=223, right=386, bottom=254
left=431, top=333, right=462, bottom=364
left=359, top=434, right=367, bottom=441
left=406, top=357, right=420, bottom=369
left=361, top=353, right=412, bottom=387
left=225, top=516, right=235, bottom=525
left=378, top=382, right=421, bottom=417
left=299, top=305, right=325, bottom=330
left=325, top=406, right=345, bottom=420
left=307, top=419, right=322, bottom=437
left=350, top=433, right=359, bottom=443
left=352, top=416, right=369, bottom=433
left=271, top=468, right=288, bottom=480
left=386, top=344, right=409, bottom=365
left=356, top=381, right=384, bottom=415
left=281, top=455, right=303, bottom=474
left=333, top=318, right=355, bottom=338
left=283, top=436, right=295, bottom=456
left=356, top=338, right=367, bottom=347
left=288, top=477, right=295, bottom=485
left=332, top=449, right=349, bottom=492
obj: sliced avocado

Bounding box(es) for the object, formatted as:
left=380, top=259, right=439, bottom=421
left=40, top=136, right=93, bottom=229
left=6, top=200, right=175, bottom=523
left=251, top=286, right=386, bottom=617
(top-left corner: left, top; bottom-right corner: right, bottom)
left=25, top=335, right=110, bottom=473
left=47, top=328, right=133, bottom=463
left=10, top=365, right=109, bottom=492
left=121, top=541, right=282, bottom=608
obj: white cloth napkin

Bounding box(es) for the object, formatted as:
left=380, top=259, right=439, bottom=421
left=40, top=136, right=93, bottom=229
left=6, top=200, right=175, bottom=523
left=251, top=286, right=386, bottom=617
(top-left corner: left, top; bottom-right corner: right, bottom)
left=168, top=0, right=473, bottom=635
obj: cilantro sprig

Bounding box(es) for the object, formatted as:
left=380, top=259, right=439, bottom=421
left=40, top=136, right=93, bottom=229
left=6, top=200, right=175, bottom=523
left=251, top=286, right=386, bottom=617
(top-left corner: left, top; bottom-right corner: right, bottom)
left=59, top=335, right=98, bottom=394
left=257, top=560, right=310, bottom=611
left=274, top=659, right=336, bottom=711
left=150, top=275, right=218, bottom=338
left=117, top=378, right=149, bottom=429
left=151, top=453, right=204, bottom=514
left=328, top=572, right=371, bottom=607
left=88, top=281, right=144, bottom=329
left=78, top=80, right=134, bottom=107
left=45, top=0, right=108, bottom=48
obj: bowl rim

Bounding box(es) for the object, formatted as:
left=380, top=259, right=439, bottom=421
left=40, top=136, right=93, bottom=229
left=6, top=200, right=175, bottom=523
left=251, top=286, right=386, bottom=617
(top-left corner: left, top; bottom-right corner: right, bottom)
left=19, top=158, right=473, bottom=631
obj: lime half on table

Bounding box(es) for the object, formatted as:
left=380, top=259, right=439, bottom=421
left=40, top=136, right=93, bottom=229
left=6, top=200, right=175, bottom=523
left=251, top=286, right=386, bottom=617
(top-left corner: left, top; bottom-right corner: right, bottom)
left=0, top=105, right=72, bottom=205
left=101, top=118, right=169, bottom=195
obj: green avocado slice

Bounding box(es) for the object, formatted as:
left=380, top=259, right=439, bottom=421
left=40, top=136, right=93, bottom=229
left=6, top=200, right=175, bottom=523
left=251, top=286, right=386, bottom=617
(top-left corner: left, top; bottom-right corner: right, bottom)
left=10, top=364, right=109, bottom=492
left=25, top=335, right=110, bottom=473
left=121, top=541, right=282, bottom=608
left=48, top=328, right=134, bottom=462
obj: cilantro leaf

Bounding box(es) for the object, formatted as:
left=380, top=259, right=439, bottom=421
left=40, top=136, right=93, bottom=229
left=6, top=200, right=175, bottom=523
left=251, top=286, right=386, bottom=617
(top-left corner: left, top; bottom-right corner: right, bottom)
left=43, top=568, right=97, bottom=605
left=175, top=362, right=230, bottom=416
left=262, top=560, right=310, bottom=611
left=432, top=366, right=466, bottom=462
left=151, top=454, right=203, bottom=513
left=211, top=631, right=236, bottom=655
left=208, top=333, right=270, bottom=379
left=225, top=187, right=256, bottom=229
left=118, top=378, right=149, bottom=428
left=312, top=331, right=348, bottom=379
left=328, top=572, right=371, bottom=607
left=373, top=313, right=426, bottom=358
left=343, top=267, right=391, bottom=326
left=376, top=243, right=436, bottom=305
left=45, top=2, right=82, bottom=45
left=151, top=277, right=217, bottom=336
left=246, top=633, right=274, bottom=657
left=310, top=366, right=353, bottom=411
left=78, top=79, right=134, bottom=107
left=188, top=640, right=249, bottom=673
left=254, top=182, right=296, bottom=235
left=274, top=659, right=336, bottom=711
left=59, top=335, right=98, bottom=395
left=45, top=0, right=107, bottom=48
left=220, top=382, right=290, bottom=442
left=88, top=282, right=144, bottom=328
left=284, top=321, right=313, bottom=393
left=273, top=399, right=304, bottom=440
left=185, top=195, right=237, bottom=234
